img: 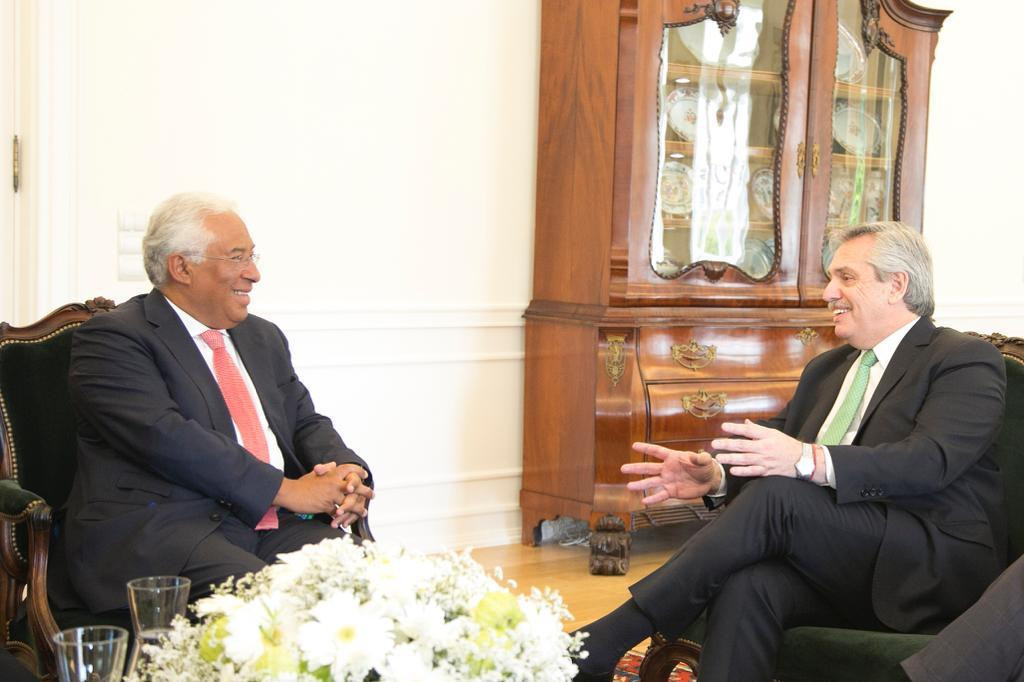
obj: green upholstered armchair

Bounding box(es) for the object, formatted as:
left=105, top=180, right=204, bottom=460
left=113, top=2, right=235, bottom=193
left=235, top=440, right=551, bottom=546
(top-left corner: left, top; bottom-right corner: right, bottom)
left=638, top=332, right=1024, bottom=682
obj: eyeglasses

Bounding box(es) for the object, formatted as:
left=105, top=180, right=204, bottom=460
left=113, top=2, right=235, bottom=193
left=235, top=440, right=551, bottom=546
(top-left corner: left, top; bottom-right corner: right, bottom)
left=200, top=253, right=261, bottom=268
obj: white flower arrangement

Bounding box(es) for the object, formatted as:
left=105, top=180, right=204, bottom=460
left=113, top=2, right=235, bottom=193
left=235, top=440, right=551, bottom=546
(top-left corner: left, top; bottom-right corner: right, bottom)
left=129, top=537, right=586, bottom=681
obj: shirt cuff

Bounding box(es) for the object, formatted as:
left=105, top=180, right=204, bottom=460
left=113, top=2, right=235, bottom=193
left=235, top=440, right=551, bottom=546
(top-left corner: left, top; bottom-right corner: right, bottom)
left=708, top=460, right=728, bottom=497
left=821, top=445, right=837, bottom=489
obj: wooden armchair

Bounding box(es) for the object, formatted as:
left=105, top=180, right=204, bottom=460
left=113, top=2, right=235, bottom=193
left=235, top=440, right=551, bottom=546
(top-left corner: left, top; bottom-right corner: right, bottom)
left=0, top=298, right=117, bottom=678
left=0, top=298, right=375, bottom=680
left=638, top=332, right=1024, bottom=682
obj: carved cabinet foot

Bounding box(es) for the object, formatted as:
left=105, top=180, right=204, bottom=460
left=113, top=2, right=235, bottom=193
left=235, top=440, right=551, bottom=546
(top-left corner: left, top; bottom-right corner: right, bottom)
left=588, top=514, right=632, bottom=575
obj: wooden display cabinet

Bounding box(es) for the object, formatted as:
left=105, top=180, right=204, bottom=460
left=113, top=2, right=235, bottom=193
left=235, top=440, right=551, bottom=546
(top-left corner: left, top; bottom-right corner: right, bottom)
left=521, top=0, right=949, bottom=572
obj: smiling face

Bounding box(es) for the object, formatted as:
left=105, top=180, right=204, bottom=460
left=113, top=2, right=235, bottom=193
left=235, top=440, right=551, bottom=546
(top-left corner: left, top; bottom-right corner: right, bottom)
left=164, top=211, right=260, bottom=329
left=822, top=234, right=915, bottom=349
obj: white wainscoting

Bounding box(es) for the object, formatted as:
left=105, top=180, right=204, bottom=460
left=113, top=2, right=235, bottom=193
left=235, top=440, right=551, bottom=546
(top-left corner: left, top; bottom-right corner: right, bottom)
left=260, top=304, right=528, bottom=552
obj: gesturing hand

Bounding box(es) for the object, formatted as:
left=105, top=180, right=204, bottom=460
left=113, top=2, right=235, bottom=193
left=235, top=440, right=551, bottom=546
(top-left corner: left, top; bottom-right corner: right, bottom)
left=712, top=420, right=803, bottom=478
left=621, top=442, right=721, bottom=505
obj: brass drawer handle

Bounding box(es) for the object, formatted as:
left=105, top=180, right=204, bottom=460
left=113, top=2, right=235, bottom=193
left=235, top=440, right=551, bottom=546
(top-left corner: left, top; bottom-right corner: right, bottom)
left=671, top=340, right=717, bottom=371
left=796, top=327, right=818, bottom=346
left=681, top=389, right=728, bottom=419
left=605, top=333, right=627, bottom=386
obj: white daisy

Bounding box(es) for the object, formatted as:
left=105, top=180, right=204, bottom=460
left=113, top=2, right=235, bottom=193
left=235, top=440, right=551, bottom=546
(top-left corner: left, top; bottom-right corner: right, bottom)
left=220, top=592, right=288, bottom=665
left=297, top=590, right=393, bottom=680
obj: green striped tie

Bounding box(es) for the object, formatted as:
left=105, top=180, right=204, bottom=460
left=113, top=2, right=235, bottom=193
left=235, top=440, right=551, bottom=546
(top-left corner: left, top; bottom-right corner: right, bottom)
left=820, top=349, right=877, bottom=446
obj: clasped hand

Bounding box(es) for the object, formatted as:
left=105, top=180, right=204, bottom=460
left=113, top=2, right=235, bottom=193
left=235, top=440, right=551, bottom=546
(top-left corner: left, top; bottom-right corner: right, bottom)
left=275, top=462, right=374, bottom=529
left=621, top=420, right=803, bottom=505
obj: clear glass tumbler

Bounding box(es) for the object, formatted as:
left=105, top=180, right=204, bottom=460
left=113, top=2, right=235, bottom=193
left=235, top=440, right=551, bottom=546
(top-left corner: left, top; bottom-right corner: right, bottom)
left=125, top=575, right=191, bottom=676
left=52, top=625, right=128, bottom=682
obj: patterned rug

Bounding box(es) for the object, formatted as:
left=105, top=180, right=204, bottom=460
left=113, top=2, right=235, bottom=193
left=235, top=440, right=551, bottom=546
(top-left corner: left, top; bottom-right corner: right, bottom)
left=614, top=650, right=691, bottom=681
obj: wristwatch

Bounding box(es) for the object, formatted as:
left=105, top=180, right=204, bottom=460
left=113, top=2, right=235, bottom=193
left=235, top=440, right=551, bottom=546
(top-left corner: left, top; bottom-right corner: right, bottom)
left=795, top=443, right=815, bottom=481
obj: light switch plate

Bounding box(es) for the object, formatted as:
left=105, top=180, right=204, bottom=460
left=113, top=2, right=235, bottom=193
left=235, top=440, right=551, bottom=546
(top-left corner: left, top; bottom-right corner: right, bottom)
left=117, top=210, right=147, bottom=280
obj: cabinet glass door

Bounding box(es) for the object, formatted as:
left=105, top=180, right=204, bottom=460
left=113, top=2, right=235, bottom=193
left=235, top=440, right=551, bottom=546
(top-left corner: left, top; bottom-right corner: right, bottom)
left=651, top=0, right=787, bottom=281
left=823, top=0, right=903, bottom=265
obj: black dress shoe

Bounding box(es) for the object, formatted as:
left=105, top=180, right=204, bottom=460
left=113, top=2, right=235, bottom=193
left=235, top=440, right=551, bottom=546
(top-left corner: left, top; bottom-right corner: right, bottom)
left=572, top=668, right=615, bottom=682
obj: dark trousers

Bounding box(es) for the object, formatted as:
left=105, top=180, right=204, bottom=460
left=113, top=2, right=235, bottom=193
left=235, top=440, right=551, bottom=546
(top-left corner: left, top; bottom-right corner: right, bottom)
left=181, top=510, right=357, bottom=601
left=630, top=477, right=890, bottom=682
left=0, top=648, right=38, bottom=682
left=902, top=555, right=1024, bottom=682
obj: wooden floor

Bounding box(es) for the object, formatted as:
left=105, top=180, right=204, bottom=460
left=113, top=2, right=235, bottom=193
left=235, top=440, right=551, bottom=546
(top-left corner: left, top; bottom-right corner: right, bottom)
left=471, top=521, right=706, bottom=633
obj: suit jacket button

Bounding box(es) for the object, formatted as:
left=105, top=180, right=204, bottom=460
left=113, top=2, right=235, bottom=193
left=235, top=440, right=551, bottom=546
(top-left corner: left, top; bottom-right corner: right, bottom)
left=210, top=512, right=223, bottom=522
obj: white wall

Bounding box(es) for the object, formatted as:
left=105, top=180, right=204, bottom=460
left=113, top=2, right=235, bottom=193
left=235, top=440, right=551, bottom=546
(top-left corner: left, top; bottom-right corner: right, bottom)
left=11, top=0, right=539, bottom=551
left=922, top=0, right=1024, bottom=334
left=71, top=0, right=540, bottom=549
left=0, top=2, right=13, bottom=319
left=6, top=0, right=1021, bottom=550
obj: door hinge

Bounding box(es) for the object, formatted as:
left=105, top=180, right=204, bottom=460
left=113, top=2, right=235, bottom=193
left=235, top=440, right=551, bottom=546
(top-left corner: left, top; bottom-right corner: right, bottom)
left=12, top=135, right=20, bottom=193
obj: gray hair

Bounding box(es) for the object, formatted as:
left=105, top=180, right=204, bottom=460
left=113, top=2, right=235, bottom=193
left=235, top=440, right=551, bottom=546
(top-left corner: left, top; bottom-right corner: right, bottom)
left=142, top=192, right=237, bottom=286
left=826, top=221, right=934, bottom=318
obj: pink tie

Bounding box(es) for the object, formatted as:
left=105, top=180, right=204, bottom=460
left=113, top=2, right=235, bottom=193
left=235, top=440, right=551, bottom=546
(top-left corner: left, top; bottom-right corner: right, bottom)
left=200, top=330, right=278, bottom=530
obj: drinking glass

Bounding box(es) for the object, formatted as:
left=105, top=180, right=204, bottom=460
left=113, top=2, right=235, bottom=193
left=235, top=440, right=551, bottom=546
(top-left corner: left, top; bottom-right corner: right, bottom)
left=126, top=575, right=191, bottom=675
left=52, top=626, right=128, bottom=682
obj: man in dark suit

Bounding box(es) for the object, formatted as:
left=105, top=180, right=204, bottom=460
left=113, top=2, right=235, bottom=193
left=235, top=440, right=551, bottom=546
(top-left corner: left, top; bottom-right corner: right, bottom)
left=57, top=192, right=373, bottom=615
left=901, top=554, right=1024, bottom=681
left=573, top=222, right=1007, bottom=682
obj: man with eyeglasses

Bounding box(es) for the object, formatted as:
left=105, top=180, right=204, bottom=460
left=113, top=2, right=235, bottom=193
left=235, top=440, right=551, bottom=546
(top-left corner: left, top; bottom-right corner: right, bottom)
left=52, top=192, right=373, bottom=618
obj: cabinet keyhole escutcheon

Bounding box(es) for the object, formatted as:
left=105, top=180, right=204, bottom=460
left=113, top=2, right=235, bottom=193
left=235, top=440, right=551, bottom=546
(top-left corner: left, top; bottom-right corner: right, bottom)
left=604, top=334, right=628, bottom=386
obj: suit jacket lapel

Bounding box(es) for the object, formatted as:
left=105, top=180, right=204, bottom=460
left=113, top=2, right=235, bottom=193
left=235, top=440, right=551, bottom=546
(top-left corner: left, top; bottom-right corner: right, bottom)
left=144, top=289, right=235, bottom=436
left=798, top=347, right=859, bottom=442
left=857, top=317, right=935, bottom=438
left=228, top=323, right=292, bottom=457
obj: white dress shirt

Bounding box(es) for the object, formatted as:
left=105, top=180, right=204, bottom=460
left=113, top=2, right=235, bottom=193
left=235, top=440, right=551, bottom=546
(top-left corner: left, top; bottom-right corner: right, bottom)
left=165, top=298, right=285, bottom=471
left=817, top=316, right=920, bottom=487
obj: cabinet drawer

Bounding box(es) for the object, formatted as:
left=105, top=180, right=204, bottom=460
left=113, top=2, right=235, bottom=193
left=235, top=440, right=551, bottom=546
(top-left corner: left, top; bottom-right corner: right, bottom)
left=647, top=380, right=797, bottom=442
left=637, top=326, right=835, bottom=381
